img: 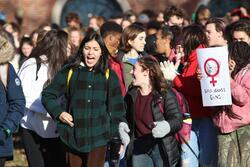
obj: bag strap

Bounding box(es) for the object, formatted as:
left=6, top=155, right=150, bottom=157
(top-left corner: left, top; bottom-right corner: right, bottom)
left=157, top=99, right=200, bottom=161
left=66, top=68, right=73, bottom=94
left=0, top=64, right=8, bottom=89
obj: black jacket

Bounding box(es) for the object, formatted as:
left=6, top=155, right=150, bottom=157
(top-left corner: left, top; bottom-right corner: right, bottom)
left=124, top=87, right=183, bottom=166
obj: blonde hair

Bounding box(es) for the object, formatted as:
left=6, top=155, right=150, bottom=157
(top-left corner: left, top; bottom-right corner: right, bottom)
left=0, top=30, right=15, bottom=64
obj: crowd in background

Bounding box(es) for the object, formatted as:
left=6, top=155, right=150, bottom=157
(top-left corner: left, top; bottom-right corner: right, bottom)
left=0, top=4, right=250, bottom=167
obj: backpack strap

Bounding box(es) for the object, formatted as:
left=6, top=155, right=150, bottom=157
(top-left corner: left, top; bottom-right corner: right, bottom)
left=157, top=95, right=200, bottom=162
left=0, top=64, right=8, bottom=89
left=105, top=68, right=109, bottom=80
left=66, top=68, right=73, bottom=94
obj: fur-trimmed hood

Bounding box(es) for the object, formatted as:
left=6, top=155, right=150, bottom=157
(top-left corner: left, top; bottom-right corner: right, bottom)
left=0, top=34, right=15, bottom=64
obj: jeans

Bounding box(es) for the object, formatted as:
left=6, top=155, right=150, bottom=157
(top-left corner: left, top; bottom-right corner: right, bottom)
left=180, top=131, right=199, bottom=167
left=104, top=158, right=126, bottom=167
left=192, top=118, right=218, bottom=167
left=132, top=144, right=167, bottom=167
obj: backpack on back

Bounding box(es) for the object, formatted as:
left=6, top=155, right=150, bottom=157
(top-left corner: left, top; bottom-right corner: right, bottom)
left=158, top=88, right=192, bottom=143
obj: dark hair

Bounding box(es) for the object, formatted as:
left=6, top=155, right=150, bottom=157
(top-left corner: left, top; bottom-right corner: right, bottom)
left=232, top=20, right=250, bottom=38
left=71, top=31, right=109, bottom=73
left=182, top=24, right=208, bottom=56
left=29, top=30, right=68, bottom=83
left=120, top=24, right=145, bottom=53
left=146, top=20, right=162, bottom=31
left=159, top=25, right=174, bottom=47
left=51, top=23, right=61, bottom=31
left=169, top=25, right=183, bottom=48
left=163, top=5, right=184, bottom=22
left=194, top=5, right=211, bottom=25
left=19, top=36, right=33, bottom=67
left=229, top=41, right=250, bottom=78
left=145, top=34, right=157, bottom=55
left=100, top=21, right=123, bottom=38
left=65, top=12, right=80, bottom=24
left=137, top=56, right=169, bottom=95
left=19, top=36, right=33, bottom=56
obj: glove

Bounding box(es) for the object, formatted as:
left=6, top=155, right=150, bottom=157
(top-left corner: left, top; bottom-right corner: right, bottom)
left=119, top=122, right=130, bottom=146
left=152, top=120, right=170, bottom=138
left=160, top=61, right=177, bottom=81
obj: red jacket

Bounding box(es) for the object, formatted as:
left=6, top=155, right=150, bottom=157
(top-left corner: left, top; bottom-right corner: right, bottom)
left=173, top=45, right=213, bottom=119
left=108, top=56, right=126, bottom=97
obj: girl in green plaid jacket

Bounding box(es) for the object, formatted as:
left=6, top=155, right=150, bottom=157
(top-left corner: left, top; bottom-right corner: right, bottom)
left=42, top=31, right=126, bottom=167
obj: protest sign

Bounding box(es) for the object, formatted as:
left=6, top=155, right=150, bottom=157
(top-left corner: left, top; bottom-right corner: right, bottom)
left=197, top=46, right=232, bottom=106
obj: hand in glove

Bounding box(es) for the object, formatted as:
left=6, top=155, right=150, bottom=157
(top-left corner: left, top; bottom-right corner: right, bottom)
left=119, top=122, right=130, bottom=146
left=160, top=61, right=177, bottom=81
left=152, top=120, right=170, bottom=138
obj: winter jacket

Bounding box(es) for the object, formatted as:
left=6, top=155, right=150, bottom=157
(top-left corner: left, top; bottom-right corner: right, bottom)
left=42, top=63, right=126, bottom=153
left=0, top=35, right=25, bottom=157
left=125, top=87, right=182, bottom=166
left=108, top=56, right=126, bottom=96
left=18, top=56, right=58, bottom=138
left=173, top=45, right=213, bottom=119
left=117, top=50, right=146, bottom=90
left=213, top=64, right=250, bottom=133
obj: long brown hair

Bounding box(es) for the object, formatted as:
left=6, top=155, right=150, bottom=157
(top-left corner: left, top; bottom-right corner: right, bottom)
left=29, top=30, right=68, bottom=84
left=137, top=56, right=169, bottom=95
left=182, top=24, right=208, bottom=57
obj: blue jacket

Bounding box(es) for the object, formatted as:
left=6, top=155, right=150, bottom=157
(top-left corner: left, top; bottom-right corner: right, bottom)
left=0, top=63, right=25, bottom=158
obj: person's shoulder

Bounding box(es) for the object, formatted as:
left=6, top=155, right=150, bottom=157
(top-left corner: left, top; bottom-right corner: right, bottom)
left=163, top=88, right=176, bottom=99
left=19, top=58, right=37, bottom=70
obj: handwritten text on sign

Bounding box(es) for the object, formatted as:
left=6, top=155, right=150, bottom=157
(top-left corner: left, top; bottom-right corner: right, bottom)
left=197, top=46, right=232, bottom=106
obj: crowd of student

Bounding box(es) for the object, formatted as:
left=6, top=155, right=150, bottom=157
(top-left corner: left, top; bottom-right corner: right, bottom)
left=0, top=4, right=250, bottom=167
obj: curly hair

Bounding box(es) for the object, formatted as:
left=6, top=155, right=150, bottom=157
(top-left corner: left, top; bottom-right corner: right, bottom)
left=163, top=5, right=184, bottom=22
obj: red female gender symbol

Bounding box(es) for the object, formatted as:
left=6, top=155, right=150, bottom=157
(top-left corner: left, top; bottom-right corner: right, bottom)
left=204, top=58, right=220, bottom=87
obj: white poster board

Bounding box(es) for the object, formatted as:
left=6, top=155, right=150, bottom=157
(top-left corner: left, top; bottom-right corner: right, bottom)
left=197, top=46, right=232, bottom=106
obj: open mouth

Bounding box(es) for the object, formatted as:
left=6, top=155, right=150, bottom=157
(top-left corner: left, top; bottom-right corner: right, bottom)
left=86, top=56, right=95, bottom=64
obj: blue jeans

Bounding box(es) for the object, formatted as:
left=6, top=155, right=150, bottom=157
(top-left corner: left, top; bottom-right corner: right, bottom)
left=192, top=118, right=218, bottom=167
left=180, top=131, right=199, bottom=167
left=132, top=144, right=167, bottom=167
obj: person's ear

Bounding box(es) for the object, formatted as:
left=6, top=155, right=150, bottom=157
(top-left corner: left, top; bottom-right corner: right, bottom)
left=143, top=69, right=150, bottom=76
left=128, top=39, right=133, bottom=46
left=109, top=34, right=114, bottom=42
left=218, top=31, right=223, bottom=38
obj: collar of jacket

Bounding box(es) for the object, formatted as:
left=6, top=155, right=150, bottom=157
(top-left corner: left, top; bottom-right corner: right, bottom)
left=127, top=87, right=164, bottom=107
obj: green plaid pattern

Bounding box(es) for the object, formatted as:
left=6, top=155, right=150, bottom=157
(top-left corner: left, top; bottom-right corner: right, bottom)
left=42, top=66, right=125, bottom=152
